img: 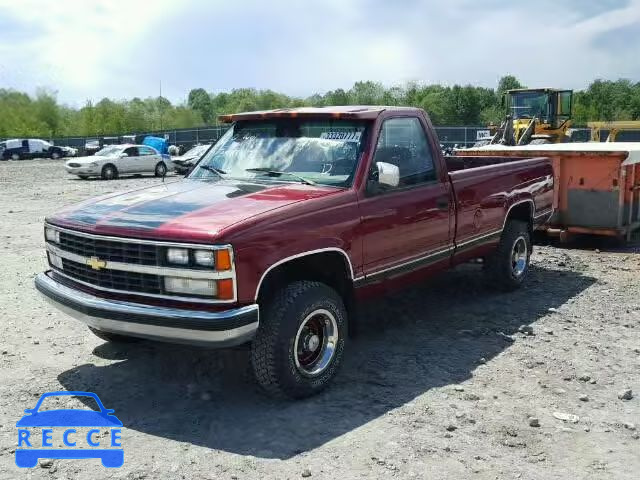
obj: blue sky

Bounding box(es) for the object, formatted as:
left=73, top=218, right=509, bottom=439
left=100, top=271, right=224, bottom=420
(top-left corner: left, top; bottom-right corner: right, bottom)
left=0, top=0, right=639, bottom=106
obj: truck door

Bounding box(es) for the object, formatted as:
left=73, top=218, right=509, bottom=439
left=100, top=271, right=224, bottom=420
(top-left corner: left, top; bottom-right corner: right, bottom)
left=359, top=116, right=453, bottom=280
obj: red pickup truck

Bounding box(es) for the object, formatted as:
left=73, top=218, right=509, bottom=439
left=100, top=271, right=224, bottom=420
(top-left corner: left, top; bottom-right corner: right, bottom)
left=36, top=106, right=554, bottom=398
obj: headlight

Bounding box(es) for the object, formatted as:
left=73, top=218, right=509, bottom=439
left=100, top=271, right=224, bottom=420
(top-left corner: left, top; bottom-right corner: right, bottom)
left=167, top=248, right=189, bottom=265
left=166, top=247, right=232, bottom=270
left=45, top=227, right=60, bottom=243
left=164, top=277, right=217, bottom=296
left=194, top=250, right=214, bottom=267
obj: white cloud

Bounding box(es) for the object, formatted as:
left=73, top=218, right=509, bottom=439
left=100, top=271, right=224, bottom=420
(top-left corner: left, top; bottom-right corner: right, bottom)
left=0, top=0, right=639, bottom=104
left=0, top=0, right=182, bottom=104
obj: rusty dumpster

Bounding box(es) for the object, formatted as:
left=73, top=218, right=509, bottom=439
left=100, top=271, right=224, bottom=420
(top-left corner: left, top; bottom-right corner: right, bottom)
left=457, top=143, right=640, bottom=241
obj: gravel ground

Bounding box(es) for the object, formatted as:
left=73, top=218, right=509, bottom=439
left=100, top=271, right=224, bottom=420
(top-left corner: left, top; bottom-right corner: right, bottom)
left=0, top=159, right=638, bottom=480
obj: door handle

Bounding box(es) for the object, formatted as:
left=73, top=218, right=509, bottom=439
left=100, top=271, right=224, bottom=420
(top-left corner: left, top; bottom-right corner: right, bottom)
left=436, top=196, right=449, bottom=210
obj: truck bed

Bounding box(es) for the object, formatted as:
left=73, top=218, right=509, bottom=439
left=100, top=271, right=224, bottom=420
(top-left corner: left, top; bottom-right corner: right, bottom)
left=445, top=155, right=554, bottom=256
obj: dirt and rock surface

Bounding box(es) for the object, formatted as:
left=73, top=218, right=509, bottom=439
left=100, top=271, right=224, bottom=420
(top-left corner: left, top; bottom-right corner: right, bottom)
left=0, top=159, right=638, bottom=479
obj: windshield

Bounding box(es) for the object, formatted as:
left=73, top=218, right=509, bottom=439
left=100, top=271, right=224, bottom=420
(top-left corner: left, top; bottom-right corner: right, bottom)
left=509, top=92, right=550, bottom=120
left=189, top=119, right=369, bottom=187
left=184, top=144, right=210, bottom=158
left=95, top=146, right=122, bottom=157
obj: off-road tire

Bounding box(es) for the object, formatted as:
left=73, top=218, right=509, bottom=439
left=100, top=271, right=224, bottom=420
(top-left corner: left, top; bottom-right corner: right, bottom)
left=88, top=326, right=140, bottom=343
left=484, top=219, right=531, bottom=291
left=101, top=164, right=118, bottom=180
left=251, top=281, right=348, bottom=399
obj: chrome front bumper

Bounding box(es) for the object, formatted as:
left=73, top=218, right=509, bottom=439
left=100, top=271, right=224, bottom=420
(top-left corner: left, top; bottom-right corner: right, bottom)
left=35, top=272, right=259, bottom=347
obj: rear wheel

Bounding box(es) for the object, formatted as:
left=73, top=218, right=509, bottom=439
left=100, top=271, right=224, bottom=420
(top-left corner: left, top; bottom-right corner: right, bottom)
left=484, top=219, right=531, bottom=291
left=88, top=327, right=140, bottom=343
left=101, top=164, right=118, bottom=180
left=251, top=281, right=347, bottom=398
left=11, top=153, right=20, bottom=161
left=154, top=162, right=167, bottom=177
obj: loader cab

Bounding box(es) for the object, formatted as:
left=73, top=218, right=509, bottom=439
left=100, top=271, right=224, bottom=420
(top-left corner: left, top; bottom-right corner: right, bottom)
left=505, top=88, right=572, bottom=129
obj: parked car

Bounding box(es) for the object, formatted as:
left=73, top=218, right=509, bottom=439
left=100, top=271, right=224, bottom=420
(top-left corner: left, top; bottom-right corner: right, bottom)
left=172, top=143, right=212, bottom=174
left=61, top=146, right=78, bottom=157
left=64, top=144, right=173, bottom=180
left=36, top=106, right=554, bottom=398
left=0, top=138, right=64, bottom=160
left=84, top=139, right=101, bottom=156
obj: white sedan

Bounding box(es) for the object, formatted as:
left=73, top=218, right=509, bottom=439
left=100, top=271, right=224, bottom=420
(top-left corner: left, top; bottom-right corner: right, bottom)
left=65, top=144, right=174, bottom=180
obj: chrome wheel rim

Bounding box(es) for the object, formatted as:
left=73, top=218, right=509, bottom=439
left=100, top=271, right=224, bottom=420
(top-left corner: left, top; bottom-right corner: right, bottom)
left=511, top=236, right=528, bottom=277
left=294, top=309, right=338, bottom=377
left=157, top=164, right=166, bottom=175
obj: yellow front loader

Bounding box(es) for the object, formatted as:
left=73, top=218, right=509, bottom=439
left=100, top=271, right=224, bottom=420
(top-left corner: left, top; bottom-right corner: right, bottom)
left=477, top=88, right=573, bottom=146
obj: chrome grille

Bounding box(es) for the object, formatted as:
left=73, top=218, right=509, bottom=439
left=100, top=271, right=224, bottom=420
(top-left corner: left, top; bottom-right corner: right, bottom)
left=60, top=258, right=162, bottom=294
left=59, top=231, right=160, bottom=266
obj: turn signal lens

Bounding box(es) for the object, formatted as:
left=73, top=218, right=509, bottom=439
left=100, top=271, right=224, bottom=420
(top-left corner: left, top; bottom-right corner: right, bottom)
left=215, top=249, right=232, bottom=270
left=217, top=279, right=234, bottom=300
left=164, top=277, right=217, bottom=296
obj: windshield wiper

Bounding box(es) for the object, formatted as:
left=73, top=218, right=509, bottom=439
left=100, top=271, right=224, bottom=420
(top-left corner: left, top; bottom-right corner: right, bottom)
left=245, top=168, right=316, bottom=186
left=198, top=165, right=227, bottom=178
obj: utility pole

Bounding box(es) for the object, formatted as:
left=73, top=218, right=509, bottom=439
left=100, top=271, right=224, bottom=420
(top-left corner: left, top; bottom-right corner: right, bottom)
left=159, top=79, right=163, bottom=132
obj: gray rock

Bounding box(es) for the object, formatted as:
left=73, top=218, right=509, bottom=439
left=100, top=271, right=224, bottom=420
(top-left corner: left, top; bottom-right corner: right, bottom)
left=301, top=468, right=312, bottom=477
left=39, top=458, right=54, bottom=468
left=579, top=395, right=589, bottom=402
left=624, top=422, right=636, bottom=431
left=463, top=393, right=481, bottom=401
left=578, top=374, right=591, bottom=382
left=446, top=424, right=457, bottom=431
left=618, top=389, right=633, bottom=400
left=528, top=417, right=540, bottom=427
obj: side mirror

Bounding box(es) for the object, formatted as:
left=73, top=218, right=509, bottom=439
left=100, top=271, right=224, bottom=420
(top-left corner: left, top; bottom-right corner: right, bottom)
left=376, top=161, right=400, bottom=188
left=367, top=161, right=399, bottom=194
left=119, top=153, right=128, bottom=158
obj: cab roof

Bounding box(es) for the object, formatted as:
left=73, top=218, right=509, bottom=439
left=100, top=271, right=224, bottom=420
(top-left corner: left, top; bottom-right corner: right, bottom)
left=506, top=88, right=570, bottom=94
left=218, top=106, right=422, bottom=123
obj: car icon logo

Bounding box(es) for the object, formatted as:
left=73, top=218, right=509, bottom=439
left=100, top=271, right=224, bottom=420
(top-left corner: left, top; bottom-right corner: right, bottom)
left=15, top=391, right=123, bottom=468
left=86, top=256, right=107, bottom=271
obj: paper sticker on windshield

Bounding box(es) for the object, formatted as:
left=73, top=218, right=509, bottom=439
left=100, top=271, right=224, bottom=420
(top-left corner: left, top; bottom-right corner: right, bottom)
left=320, top=131, right=362, bottom=142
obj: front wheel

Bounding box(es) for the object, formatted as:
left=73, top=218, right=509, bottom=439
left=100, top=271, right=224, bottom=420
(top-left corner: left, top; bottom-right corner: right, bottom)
left=251, top=281, right=347, bottom=398
left=101, top=164, right=118, bottom=180
left=484, top=219, right=531, bottom=291
left=51, top=151, right=61, bottom=159
left=11, top=153, right=20, bottom=161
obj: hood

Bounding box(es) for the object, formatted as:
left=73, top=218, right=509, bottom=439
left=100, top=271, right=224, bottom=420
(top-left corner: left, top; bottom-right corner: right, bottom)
left=66, top=155, right=112, bottom=165
left=172, top=154, right=198, bottom=163
left=47, top=179, right=339, bottom=242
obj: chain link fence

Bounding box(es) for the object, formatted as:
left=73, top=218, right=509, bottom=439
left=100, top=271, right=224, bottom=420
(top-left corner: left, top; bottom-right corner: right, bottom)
left=4, top=125, right=640, bottom=155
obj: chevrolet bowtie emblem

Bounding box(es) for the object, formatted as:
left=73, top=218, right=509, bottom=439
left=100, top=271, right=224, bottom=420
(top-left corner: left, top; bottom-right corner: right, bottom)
left=86, top=256, right=107, bottom=271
